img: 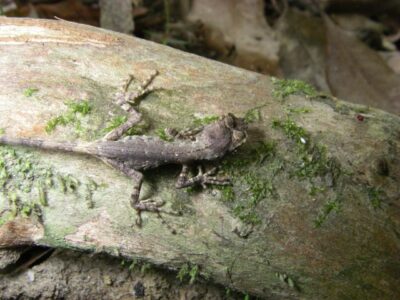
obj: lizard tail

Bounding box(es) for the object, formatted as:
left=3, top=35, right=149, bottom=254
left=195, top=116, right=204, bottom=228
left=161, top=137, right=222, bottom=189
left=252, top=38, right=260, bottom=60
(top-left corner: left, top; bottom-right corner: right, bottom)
left=0, top=136, right=93, bottom=155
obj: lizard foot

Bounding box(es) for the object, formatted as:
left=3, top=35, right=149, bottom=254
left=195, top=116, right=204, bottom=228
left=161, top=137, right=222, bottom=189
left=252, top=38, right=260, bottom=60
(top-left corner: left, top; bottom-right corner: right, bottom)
left=164, top=126, right=203, bottom=141
left=176, top=165, right=231, bottom=189
left=133, top=198, right=165, bottom=227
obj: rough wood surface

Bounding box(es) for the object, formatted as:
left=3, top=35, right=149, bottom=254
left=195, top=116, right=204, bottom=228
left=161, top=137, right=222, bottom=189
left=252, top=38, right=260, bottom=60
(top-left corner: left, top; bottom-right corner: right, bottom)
left=0, top=17, right=399, bottom=299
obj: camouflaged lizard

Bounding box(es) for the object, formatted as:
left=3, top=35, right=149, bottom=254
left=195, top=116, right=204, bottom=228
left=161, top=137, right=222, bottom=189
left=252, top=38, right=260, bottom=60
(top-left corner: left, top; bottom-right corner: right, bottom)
left=0, top=71, right=247, bottom=226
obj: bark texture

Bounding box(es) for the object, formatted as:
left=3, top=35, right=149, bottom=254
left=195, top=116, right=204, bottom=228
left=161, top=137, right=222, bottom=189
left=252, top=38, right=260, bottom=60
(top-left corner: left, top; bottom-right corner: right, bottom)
left=0, top=17, right=399, bottom=299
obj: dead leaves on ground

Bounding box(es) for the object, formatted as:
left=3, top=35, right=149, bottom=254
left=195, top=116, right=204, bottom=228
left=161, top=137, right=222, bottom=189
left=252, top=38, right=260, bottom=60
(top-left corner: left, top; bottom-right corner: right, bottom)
left=188, top=0, right=280, bottom=75
left=324, top=16, right=400, bottom=114
left=187, top=0, right=400, bottom=114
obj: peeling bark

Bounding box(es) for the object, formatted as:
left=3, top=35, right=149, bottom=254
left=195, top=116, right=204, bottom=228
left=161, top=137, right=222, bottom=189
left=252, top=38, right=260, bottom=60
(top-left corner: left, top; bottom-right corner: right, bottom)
left=0, top=17, right=399, bottom=299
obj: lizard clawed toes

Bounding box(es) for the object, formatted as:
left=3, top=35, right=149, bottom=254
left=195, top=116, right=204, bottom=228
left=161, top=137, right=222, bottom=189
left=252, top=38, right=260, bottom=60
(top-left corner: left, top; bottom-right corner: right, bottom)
left=163, top=127, right=203, bottom=141
left=198, top=166, right=231, bottom=188
left=175, top=165, right=231, bottom=189
left=133, top=199, right=165, bottom=227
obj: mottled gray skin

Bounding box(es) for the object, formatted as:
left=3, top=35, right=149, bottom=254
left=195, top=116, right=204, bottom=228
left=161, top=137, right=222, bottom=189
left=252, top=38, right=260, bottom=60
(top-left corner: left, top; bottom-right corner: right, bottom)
left=0, top=114, right=247, bottom=225
left=0, top=114, right=247, bottom=170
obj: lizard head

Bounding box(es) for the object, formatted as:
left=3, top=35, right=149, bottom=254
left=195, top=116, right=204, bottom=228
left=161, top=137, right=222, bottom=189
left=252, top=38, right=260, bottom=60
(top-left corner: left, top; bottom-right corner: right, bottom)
left=223, top=113, right=248, bottom=151
left=195, top=113, right=247, bottom=161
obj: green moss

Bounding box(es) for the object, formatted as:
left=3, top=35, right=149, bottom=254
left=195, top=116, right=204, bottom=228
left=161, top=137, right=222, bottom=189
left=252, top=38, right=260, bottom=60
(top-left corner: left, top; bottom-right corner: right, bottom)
left=275, top=272, right=298, bottom=290
left=45, top=100, right=92, bottom=134
left=352, top=105, right=370, bottom=114
left=244, top=107, right=262, bottom=123
left=64, top=174, right=80, bottom=193
left=244, top=173, right=274, bottom=206
left=333, top=102, right=352, bottom=115
left=103, top=115, right=147, bottom=136
left=121, top=257, right=154, bottom=274
left=140, top=262, right=151, bottom=274
left=4, top=189, right=38, bottom=219
left=294, top=144, right=328, bottom=178
left=0, top=146, right=49, bottom=194
left=128, top=258, right=139, bottom=270
left=192, top=115, right=219, bottom=127
left=218, top=141, right=278, bottom=225
left=65, top=100, right=91, bottom=115
left=222, top=141, right=276, bottom=171
left=45, top=115, right=70, bottom=133
left=102, top=115, right=132, bottom=134
left=23, top=87, right=39, bottom=97
left=309, top=185, right=326, bottom=196
left=188, top=264, right=199, bottom=284
left=0, top=128, right=5, bottom=135
left=177, top=263, right=189, bottom=282
left=41, top=224, right=78, bottom=249
left=271, top=77, right=317, bottom=99
left=218, top=185, right=235, bottom=202
left=57, top=175, right=67, bottom=193
left=272, top=118, right=309, bottom=146
left=0, top=146, right=70, bottom=221
left=21, top=202, right=32, bottom=217
left=367, top=187, right=383, bottom=209
left=271, top=115, right=347, bottom=227
left=325, top=99, right=370, bottom=116
left=37, top=181, right=48, bottom=206
left=231, top=172, right=276, bottom=225
left=84, top=179, right=99, bottom=209
left=225, top=288, right=232, bottom=297
left=177, top=263, right=199, bottom=284
left=233, top=204, right=262, bottom=225
left=0, top=146, right=84, bottom=209
left=254, top=141, right=276, bottom=164
left=314, top=199, right=341, bottom=228
left=272, top=117, right=340, bottom=182
left=155, top=128, right=173, bottom=142
left=287, top=106, right=312, bottom=114
left=44, top=169, right=54, bottom=187
left=104, top=115, right=127, bottom=132
left=0, top=211, right=14, bottom=226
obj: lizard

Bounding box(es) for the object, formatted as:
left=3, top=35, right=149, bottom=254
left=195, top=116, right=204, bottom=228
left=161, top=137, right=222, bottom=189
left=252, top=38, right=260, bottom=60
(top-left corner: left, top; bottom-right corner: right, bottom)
left=0, top=70, right=248, bottom=226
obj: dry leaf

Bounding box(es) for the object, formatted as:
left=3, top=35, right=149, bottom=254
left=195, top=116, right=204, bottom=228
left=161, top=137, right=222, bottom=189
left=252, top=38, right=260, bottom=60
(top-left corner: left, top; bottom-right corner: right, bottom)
left=275, top=8, right=330, bottom=92
left=325, top=16, right=400, bottom=114
left=188, top=0, right=280, bottom=75
left=380, top=51, right=400, bottom=74
left=99, top=0, right=134, bottom=34
left=34, top=0, right=99, bottom=26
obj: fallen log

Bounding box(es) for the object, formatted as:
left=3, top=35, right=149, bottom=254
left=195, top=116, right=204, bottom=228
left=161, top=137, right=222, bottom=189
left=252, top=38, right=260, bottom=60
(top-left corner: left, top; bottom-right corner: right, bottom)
left=0, top=17, right=399, bottom=299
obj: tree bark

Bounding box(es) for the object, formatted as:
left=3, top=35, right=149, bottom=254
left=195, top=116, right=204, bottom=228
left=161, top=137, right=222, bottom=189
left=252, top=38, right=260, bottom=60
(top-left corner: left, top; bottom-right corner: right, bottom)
left=0, top=17, right=399, bottom=299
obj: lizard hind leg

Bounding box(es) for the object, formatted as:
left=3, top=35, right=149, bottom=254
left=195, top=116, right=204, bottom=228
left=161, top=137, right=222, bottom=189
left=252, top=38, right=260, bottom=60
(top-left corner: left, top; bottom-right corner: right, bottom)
left=104, top=70, right=159, bottom=141
left=101, top=158, right=163, bottom=227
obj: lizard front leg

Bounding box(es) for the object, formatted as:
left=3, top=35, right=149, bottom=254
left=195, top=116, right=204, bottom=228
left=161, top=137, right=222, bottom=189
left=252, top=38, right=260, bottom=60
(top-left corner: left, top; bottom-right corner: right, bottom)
left=164, top=126, right=204, bottom=141
left=175, top=165, right=231, bottom=189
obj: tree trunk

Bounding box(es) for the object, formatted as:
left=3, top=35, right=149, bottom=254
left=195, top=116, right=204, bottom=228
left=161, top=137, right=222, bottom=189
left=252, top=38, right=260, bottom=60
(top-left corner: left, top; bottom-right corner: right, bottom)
left=0, top=17, right=399, bottom=299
